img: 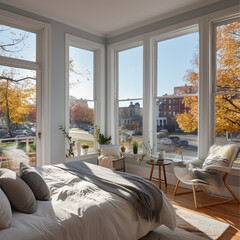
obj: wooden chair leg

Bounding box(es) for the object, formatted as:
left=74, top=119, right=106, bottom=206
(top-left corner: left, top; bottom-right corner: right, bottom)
left=174, top=180, right=180, bottom=195
left=223, top=173, right=240, bottom=203
left=192, top=185, right=199, bottom=208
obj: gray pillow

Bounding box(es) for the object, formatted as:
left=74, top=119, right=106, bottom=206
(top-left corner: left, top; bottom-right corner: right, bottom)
left=0, top=168, right=37, bottom=214
left=0, top=188, right=12, bottom=229
left=20, top=162, right=50, bottom=201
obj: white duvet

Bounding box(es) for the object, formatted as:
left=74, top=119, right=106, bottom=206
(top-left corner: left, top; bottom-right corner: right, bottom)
left=0, top=164, right=176, bottom=240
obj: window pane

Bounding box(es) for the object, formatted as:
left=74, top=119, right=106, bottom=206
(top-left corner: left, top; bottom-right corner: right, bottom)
left=157, top=32, right=199, bottom=159
left=0, top=66, right=36, bottom=170
left=156, top=96, right=198, bottom=158
left=119, top=100, right=143, bottom=153
left=69, top=100, right=95, bottom=153
left=69, top=46, right=94, bottom=100
left=118, top=46, right=143, bottom=99
left=157, top=32, right=199, bottom=96
left=69, top=46, right=94, bottom=155
left=0, top=25, right=36, bottom=62
left=216, top=21, right=240, bottom=93
left=215, top=94, right=240, bottom=160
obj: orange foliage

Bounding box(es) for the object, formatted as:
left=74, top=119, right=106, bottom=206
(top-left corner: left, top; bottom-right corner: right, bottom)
left=176, top=21, right=240, bottom=134
left=70, top=101, right=94, bottom=124
left=0, top=81, right=35, bottom=124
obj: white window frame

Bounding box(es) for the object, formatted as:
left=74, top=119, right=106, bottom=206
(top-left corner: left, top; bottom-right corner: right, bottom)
left=0, top=9, right=51, bottom=166
left=65, top=34, right=105, bottom=157
left=152, top=25, right=199, bottom=158
left=107, top=38, right=143, bottom=144
left=210, top=16, right=240, bottom=166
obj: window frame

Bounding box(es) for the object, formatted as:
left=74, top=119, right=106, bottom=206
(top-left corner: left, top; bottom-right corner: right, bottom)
left=210, top=16, right=240, bottom=165
left=116, top=44, right=144, bottom=145
left=153, top=25, right=199, bottom=158
left=0, top=9, right=51, bottom=166
left=65, top=34, right=105, bottom=157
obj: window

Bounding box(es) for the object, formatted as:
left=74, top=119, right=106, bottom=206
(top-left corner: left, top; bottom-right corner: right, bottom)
left=68, top=46, right=95, bottom=153
left=0, top=25, right=38, bottom=170
left=0, top=10, right=49, bottom=169
left=156, top=30, right=199, bottom=159
left=118, top=46, right=143, bottom=152
left=66, top=34, right=104, bottom=156
left=213, top=20, right=240, bottom=161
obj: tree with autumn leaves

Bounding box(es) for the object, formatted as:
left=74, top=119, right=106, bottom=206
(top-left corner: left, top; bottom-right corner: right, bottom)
left=70, top=101, right=94, bottom=126
left=0, top=27, right=36, bottom=136
left=177, top=21, right=240, bottom=135
left=0, top=70, right=35, bottom=136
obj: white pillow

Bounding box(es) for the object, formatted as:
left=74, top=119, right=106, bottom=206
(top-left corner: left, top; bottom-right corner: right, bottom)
left=209, top=144, right=238, bottom=162
left=101, top=145, right=121, bottom=158
left=0, top=188, right=12, bottom=230
left=203, top=144, right=238, bottom=171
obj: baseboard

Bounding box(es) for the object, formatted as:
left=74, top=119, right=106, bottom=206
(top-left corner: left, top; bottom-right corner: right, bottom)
left=126, top=163, right=240, bottom=200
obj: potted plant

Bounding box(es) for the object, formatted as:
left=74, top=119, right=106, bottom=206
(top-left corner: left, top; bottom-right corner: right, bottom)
left=121, top=145, right=126, bottom=152
left=94, top=126, right=111, bottom=145
left=59, top=125, right=75, bottom=158
left=81, top=144, right=89, bottom=155
left=132, top=140, right=139, bottom=154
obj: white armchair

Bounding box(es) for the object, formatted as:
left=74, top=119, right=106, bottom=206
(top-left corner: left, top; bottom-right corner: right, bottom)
left=173, top=143, right=239, bottom=208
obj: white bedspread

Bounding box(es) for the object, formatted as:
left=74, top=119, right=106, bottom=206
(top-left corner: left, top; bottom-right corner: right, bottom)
left=0, top=164, right=176, bottom=240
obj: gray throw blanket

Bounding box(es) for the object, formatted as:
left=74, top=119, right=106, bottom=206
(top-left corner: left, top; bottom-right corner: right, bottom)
left=56, top=161, right=163, bottom=222
left=188, top=164, right=224, bottom=193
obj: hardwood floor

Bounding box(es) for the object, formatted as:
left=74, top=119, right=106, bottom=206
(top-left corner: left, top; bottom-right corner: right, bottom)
left=158, top=183, right=240, bottom=240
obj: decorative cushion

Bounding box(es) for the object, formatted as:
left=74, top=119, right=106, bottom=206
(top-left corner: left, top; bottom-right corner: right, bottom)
left=0, top=188, right=12, bottom=230
left=203, top=144, right=238, bottom=170
left=202, top=154, right=229, bottom=169
left=101, top=144, right=121, bottom=158
left=20, top=162, right=50, bottom=201
left=0, top=168, right=37, bottom=214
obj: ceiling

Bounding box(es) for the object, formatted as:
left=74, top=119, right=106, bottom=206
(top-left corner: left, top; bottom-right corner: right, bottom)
left=1, top=0, right=221, bottom=37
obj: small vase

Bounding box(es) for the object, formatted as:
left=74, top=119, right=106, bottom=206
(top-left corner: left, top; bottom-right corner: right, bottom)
left=158, top=150, right=165, bottom=160
left=133, top=147, right=138, bottom=154
left=76, top=142, right=81, bottom=156
left=121, top=146, right=126, bottom=152
left=82, top=148, right=88, bottom=155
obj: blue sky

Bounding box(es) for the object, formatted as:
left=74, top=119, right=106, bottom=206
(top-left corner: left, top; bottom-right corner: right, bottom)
left=157, top=32, right=199, bottom=96
left=0, top=24, right=36, bottom=61
left=69, top=46, right=94, bottom=101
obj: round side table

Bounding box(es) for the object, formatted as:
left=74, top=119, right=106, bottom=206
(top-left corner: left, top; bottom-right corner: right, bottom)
left=146, top=159, right=171, bottom=189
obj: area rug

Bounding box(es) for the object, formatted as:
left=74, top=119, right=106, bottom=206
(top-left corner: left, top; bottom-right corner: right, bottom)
left=141, top=208, right=229, bottom=240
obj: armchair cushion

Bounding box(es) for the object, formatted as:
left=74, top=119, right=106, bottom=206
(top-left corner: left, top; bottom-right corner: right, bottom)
left=203, top=144, right=238, bottom=172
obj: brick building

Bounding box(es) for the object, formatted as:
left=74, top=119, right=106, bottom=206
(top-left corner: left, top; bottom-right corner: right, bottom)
left=119, top=102, right=142, bottom=129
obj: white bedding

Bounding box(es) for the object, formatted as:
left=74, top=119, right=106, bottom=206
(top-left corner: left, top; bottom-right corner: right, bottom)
left=0, top=164, right=176, bottom=240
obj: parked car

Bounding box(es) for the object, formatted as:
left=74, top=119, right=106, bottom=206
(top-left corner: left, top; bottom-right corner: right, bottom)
left=88, top=129, right=94, bottom=134
left=15, top=135, right=25, bottom=141
left=160, top=138, right=172, bottom=145
left=15, top=130, right=27, bottom=136
left=132, top=130, right=142, bottom=136
left=157, top=129, right=169, bottom=138
left=175, top=139, right=189, bottom=147
left=169, top=136, right=180, bottom=143
left=121, top=134, right=132, bottom=142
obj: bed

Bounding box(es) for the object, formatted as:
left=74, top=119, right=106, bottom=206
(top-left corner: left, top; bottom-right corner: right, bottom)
left=0, top=161, right=176, bottom=240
